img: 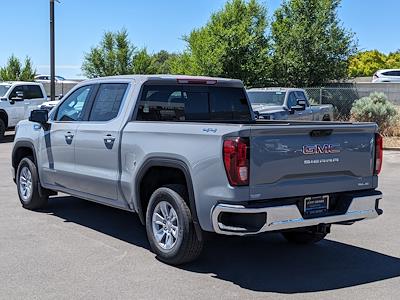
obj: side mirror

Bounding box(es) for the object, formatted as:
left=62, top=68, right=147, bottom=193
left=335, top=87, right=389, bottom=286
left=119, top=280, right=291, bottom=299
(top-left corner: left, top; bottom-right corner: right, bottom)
left=58, top=94, right=63, bottom=100
left=29, top=109, right=49, bottom=125
left=290, top=99, right=307, bottom=112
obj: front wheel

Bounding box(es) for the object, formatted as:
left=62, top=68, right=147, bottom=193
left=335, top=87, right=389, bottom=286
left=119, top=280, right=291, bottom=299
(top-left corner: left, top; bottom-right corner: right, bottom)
left=16, top=157, right=48, bottom=210
left=145, top=185, right=203, bottom=265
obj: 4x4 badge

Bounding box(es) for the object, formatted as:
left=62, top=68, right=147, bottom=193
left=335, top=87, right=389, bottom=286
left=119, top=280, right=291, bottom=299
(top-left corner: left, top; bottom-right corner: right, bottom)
left=203, top=128, right=217, bottom=133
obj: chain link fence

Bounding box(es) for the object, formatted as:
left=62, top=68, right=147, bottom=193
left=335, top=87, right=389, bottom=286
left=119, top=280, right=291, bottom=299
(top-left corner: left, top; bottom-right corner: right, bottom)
left=305, top=84, right=400, bottom=121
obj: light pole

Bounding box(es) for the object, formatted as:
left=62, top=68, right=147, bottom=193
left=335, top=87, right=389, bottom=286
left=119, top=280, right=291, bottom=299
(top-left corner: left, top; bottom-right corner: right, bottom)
left=50, top=0, right=58, bottom=101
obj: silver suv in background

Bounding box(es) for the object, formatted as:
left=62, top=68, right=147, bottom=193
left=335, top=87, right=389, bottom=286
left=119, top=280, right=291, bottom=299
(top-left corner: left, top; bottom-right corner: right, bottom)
left=372, top=69, right=400, bottom=83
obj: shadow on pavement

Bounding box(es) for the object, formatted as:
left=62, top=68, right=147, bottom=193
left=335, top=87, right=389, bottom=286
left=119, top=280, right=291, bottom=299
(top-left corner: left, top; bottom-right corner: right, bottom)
left=43, top=196, right=149, bottom=249
left=44, top=195, right=400, bottom=294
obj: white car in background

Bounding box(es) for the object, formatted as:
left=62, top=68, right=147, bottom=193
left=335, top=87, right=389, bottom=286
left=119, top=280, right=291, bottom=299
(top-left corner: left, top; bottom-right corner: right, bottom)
left=372, top=69, right=400, bottom=83
left=35, top=75, right=66, bottom=82
left=34, top=75, right=78, bottom=84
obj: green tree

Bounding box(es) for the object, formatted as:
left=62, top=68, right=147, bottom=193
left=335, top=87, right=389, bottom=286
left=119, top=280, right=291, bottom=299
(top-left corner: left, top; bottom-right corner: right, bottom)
left=0, top=55, right=36, bottom=81
left=172, top=0, right=271, bottom=87
left=132, top=48, right=156, bottom=74
left=151, top=50, right=178, bottom=74
left=348, top=50, right=387, bottom=77
left=82, top=29, right=179, bottom=77
left=386, top=50, right=400, bottom=69
left=348, top=50, right=400, bottom=77
left=82, top=29, right=136, bottom=77
left=82, top=29, right=167, bottom=77
left=271, top=0, right=356, bottom=87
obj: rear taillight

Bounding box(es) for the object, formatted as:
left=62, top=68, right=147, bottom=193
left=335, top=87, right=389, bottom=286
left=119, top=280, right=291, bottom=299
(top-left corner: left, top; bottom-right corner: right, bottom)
left=223, top=137, right=249, bottom=186
left=374, top=133, right=383, bottom=175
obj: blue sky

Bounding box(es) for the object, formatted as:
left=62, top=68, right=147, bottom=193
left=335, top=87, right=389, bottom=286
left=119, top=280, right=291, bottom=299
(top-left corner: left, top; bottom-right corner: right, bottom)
left=1, top=0, right=399, bottom=79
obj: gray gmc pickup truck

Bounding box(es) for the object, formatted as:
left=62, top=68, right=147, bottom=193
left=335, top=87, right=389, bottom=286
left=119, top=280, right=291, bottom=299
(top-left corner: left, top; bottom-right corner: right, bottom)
left=248, top=88, right=334, bottom=121
left=12, top=75, right=383, bottom=265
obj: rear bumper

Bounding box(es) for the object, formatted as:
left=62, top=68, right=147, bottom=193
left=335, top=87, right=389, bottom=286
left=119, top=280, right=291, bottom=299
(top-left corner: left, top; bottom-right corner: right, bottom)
left=211, top=191, right=383, bottom=236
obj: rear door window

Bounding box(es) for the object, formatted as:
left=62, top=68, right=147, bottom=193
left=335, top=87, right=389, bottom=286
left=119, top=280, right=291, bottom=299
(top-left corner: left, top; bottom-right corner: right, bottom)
left=136, top=85, right=251, bottom=122
left=25, top=85, right=44, bottom=99
left=89, top=83, right=128, bottom=121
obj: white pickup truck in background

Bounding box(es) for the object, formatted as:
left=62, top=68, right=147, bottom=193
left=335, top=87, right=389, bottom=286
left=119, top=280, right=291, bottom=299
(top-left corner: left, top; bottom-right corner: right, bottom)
left=0, top=82, right=47, bottom=139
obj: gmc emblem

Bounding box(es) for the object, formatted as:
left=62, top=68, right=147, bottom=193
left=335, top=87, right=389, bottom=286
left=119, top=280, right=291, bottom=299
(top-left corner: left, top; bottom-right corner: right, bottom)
left=302, top=144, right=340, bottom=155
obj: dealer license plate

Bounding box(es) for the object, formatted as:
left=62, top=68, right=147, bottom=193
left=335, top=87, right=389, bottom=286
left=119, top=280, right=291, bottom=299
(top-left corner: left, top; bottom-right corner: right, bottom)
left=304, top=195, right=329, bottom=216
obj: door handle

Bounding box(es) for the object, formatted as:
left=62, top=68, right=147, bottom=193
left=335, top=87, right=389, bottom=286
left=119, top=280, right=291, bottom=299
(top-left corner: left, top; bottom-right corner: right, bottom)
left=64, top=132, right=74, bottom=145
left=103, top=134, right=116, bottom=149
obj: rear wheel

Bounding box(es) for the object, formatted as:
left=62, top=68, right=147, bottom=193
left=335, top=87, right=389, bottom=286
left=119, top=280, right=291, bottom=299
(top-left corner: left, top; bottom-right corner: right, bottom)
left=282, top=227, right=328, bottom=244
left=145, top=185, right=203, bottom=265
left=16, top=157, right=48, bottom=210
left=322, top=115, right=331, bottom=121
left=0, top=119, right=5, bottom=140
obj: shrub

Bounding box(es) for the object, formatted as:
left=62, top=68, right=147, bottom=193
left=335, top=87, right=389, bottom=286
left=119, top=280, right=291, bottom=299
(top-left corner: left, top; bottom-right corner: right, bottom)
left=350, top=92, right=398, bottom=135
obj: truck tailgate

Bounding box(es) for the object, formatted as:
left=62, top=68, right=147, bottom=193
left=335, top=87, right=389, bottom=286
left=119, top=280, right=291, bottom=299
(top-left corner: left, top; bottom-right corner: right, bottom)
left=248, top=123, right=378, bottom=200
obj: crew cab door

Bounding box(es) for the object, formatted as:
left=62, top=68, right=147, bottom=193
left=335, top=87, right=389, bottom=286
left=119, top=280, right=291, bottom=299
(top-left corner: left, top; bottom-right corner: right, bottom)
left=7, top=85, right=26, bottom=125
left=73, top=83, right=129, bottom=200
left=287, top=91, right=313, bottom=120
left=39, top=85, right=95, bottom=188
left=22, top=85, right=46, bottom=119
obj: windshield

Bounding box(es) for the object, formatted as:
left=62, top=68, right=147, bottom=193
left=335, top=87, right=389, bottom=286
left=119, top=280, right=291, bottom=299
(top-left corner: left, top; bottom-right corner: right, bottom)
left=247, top=91, right=286, bottom=106
left=0, top=85, right=11, bottom=97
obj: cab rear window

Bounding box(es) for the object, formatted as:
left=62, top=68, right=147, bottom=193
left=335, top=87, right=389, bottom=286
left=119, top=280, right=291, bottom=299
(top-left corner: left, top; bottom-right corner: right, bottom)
left=136, top=85, right=251, bottom=122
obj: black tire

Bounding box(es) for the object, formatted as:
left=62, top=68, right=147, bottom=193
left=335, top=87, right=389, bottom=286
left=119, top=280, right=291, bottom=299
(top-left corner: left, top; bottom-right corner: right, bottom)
left=0, top=118, right=5, bottom=140
left=322, top=114, right=331, bottom=121
left=16, top=157, right=48, bottom=210
left=145, top=184, right=203, bottom=265
left=282, top=228, right=327, bottom=244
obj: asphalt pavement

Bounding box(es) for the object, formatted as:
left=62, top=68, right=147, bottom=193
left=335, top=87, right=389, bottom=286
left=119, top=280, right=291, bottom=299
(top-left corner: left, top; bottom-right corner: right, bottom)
left=0, top=131, right=399, bottom=299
